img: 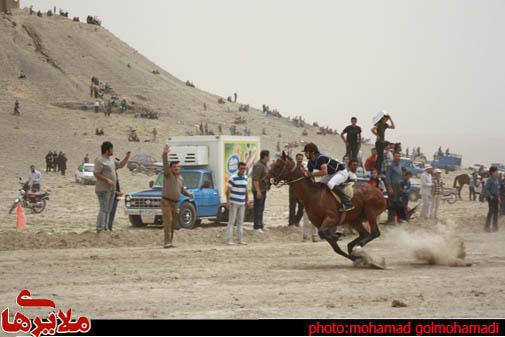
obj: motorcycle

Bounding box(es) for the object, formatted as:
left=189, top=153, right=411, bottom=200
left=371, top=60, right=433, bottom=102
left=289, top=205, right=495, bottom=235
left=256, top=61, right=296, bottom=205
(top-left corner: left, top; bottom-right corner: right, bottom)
left=441, top=188, right=458, bottom=204
left=8, top=179, right=51, bottom=214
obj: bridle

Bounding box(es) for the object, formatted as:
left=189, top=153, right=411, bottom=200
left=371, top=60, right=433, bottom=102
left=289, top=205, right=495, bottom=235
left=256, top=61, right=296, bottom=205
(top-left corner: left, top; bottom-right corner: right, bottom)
left=271, top=158, right=307, bottom=188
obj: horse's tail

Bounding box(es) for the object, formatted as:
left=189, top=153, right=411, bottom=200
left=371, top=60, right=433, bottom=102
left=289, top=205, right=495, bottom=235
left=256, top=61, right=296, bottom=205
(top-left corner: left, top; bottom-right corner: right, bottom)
left=453, top=176, right=459, bottom=188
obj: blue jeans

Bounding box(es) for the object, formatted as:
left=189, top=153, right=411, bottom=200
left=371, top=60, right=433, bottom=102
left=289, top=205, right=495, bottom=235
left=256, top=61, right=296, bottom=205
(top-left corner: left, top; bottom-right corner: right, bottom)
left=107, top=197, right=119, bottom=231
left=253, top=191, right=267, bottom=229
left=96, top=190, right=114, bottom=231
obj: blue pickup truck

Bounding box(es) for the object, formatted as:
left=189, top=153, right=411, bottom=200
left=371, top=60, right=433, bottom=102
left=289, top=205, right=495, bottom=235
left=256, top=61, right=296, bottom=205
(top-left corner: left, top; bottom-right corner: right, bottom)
left=125, top=169, right=224, bottom=229
left=124, top=136, right=260, bottom=229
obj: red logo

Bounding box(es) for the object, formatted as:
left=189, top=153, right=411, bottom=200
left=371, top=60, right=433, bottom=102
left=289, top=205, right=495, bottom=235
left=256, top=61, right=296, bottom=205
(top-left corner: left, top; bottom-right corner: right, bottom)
left=1, top=290, right=91, bottom=337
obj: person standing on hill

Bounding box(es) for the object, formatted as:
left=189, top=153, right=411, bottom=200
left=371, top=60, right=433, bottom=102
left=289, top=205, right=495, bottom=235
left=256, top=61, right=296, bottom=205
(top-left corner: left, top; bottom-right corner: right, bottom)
left=59, top=153, right=68, bottom=176
left=341, top=117, right=362, bottom=161
left=371, top=112, right=395, bottom=174
left=51, top=151, right=58, bottom=172
left=13, top=100, right=20, bottom=115
left=161, top=144, right=193, bottom=248
left=45, top=151, right=53, bottom=172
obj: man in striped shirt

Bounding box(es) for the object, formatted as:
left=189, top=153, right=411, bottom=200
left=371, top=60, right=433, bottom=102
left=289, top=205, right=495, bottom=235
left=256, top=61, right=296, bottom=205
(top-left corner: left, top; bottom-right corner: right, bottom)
left=226, top=162, right=250, bottom=245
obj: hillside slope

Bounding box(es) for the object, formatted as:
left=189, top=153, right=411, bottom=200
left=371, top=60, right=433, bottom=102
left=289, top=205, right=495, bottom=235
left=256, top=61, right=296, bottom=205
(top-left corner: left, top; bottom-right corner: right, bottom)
left=0, top=9, right=357, bottom=225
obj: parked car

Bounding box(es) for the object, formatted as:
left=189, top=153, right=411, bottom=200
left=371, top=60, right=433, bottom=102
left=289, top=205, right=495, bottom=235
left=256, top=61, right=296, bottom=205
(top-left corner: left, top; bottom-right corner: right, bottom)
left=127, top=154, right=162, bottom=176
left=74, top=163, right=96, bottom=185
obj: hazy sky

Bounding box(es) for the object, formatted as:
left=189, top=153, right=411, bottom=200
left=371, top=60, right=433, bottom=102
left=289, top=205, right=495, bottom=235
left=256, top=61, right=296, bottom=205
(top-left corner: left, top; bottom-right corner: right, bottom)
left=26, top=0, right=505, bottom=165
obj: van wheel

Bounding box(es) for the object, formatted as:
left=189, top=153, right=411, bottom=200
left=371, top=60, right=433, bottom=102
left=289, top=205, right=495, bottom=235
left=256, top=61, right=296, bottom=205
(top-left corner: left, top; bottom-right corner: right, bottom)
left=129, top=215, right=146, bottom=227
left=179, top=202, right=197, bottom=229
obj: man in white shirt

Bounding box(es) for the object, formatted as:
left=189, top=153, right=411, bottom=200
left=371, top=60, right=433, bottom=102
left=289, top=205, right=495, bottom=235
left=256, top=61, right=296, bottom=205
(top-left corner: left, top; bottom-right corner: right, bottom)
left=420, top=165, right=434, bottom=219
left=27, top=165, right=42, bottom=192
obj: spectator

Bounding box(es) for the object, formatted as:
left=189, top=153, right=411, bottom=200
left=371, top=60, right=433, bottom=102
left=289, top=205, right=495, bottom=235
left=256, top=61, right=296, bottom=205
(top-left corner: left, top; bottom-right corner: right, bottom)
left=226, top=162, right=250, bottom=245
left=56, top=152, right=63, bottom=172
left=59, top=153, right=67, bottom=176
left=430, top=169, right=444, bottom=219
left=500, top=174, right=505, bottom=217
left=420, top=166, right=434, bottom=219
left=51, top=151, right=58, bottom=172
left=342, top=155, right=350, bottom=167
left=364, top=148, right=377, bottom=172
left=152, top=128, right=158, bottom=142
left=107, top=163, right=124, bottom=231
left=484, top=167, right=500, bottom=232
left=288, top=154, right=305, bottom=226
left=381, top=142, right=394, bottom=174
left=371, top=112, right=395, bottom=174
left=469, top=173, right=477, bottom=201
left=341, top=117, right=362, bottom=161
left=84, top=153, right=90, bottom=164
left=45, top=151, right=53, bottom=172
left=252, top=150, right=270, bottom=233
left=401, top=171, right=413, bottom=210
left=27, top=165, right=42, bottom=192
left=13, top=100, right=20, bottom=115
left=385, top=152, right=406, bottom=224
left=368, top=168, right=385, bottom=192
left=161, top=144, right=193, bottom=248
left=93, top=142, right=130, bottom=233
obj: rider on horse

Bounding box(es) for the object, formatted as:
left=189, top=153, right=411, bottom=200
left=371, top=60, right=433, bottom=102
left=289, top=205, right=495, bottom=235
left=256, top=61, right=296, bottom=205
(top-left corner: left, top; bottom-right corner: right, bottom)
left=303, top=143, right=355, bottom=212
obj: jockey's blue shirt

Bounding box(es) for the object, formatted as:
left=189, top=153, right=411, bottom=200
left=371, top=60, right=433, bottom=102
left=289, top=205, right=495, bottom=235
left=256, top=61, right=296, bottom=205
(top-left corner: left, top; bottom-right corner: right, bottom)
left=307, top=153, right=345, bottom=175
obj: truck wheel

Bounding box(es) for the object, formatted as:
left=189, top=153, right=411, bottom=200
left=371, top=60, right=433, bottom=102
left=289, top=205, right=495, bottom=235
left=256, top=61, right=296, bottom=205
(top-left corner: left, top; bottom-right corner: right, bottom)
left=179, top=202, right=197, bottom=229
left=129, top=215, right=146, bottom=227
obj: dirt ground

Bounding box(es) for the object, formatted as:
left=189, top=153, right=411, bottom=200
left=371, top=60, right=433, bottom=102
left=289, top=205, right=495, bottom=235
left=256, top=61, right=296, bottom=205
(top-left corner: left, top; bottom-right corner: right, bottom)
left=1, top=182, right=504, bottom=319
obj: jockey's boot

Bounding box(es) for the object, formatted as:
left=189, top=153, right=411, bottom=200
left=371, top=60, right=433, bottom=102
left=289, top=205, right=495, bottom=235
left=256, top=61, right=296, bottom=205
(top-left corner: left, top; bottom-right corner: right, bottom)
left=332, top=186, right=355, bottom=212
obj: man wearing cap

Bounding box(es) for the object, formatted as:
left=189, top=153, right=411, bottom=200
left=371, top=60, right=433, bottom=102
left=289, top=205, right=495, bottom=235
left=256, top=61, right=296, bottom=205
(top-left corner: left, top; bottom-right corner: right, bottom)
left=371, top=112, right=395, bottom=175
left=420, top=165, right=434, bottom=219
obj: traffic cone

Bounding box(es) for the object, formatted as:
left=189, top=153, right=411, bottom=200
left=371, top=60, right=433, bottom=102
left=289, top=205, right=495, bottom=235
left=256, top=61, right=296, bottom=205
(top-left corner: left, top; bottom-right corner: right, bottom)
left=16, top=204, right=27, bottom=230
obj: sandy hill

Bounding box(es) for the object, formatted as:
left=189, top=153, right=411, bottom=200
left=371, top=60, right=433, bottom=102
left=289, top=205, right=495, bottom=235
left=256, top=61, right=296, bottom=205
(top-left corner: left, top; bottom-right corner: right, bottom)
left=0, top=9, right=359, bottom=228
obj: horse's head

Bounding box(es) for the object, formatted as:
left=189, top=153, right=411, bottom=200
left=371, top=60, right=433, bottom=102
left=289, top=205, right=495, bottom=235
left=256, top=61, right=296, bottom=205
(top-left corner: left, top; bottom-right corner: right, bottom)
left=266, top=151, right=297, bottom=186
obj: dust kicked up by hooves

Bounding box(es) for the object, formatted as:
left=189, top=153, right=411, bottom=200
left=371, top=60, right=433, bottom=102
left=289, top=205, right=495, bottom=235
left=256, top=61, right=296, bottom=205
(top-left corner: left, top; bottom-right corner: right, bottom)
left=385, top=219, right=472, bottom=267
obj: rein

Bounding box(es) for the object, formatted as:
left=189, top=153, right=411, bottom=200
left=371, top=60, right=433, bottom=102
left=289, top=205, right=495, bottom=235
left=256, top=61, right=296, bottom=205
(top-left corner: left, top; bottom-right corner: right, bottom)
left=273, top=159, right=308, bottom=188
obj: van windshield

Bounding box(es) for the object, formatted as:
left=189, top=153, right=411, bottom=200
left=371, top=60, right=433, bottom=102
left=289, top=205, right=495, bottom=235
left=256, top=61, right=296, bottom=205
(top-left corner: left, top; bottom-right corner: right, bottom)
left=153, top=171, right=201, bottom=189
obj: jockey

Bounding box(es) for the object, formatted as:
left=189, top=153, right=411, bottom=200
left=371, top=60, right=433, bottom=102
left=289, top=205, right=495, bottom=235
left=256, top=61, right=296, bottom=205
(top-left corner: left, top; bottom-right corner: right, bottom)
left=303, top=143, right=355, bottom=212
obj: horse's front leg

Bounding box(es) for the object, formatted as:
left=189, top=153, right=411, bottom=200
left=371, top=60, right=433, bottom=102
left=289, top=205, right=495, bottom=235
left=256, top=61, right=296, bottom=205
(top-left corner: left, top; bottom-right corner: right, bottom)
left=319, top=216, right=356, bottom=262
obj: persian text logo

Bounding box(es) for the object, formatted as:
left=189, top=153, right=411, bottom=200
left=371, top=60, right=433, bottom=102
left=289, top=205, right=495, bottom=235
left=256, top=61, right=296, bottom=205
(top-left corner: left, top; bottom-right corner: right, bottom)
left=1, top=289, right=91, bottom=337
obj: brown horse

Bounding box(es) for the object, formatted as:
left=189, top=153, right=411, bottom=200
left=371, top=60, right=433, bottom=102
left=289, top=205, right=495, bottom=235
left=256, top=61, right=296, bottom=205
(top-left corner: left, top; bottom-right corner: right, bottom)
left=453, top=173, right=470, bottom=200
left=267, top=153, right=387, bottom=262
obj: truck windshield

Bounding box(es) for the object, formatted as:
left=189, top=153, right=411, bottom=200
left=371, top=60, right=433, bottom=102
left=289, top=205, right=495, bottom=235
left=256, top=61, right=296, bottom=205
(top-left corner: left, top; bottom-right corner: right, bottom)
left=153, top=171, right=201, bottom=189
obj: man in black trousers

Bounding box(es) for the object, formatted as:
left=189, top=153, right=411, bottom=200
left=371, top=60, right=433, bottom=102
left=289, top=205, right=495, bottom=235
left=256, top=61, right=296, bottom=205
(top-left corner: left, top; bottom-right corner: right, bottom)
left=288, top=153, right=304, bottom=226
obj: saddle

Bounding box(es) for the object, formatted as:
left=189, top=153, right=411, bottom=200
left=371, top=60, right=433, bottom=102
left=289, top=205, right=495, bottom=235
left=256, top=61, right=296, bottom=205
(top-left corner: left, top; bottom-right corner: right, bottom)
left=329, top=182, right=355, bottom=203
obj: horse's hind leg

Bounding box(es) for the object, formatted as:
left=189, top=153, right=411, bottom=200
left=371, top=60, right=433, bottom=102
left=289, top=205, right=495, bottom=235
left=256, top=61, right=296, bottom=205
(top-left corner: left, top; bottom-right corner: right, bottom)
left=319, top=217, right=356, bottom=261
left=346, top=221, right=368, bottom=254
left=355, top=213, right=381, bottom=249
